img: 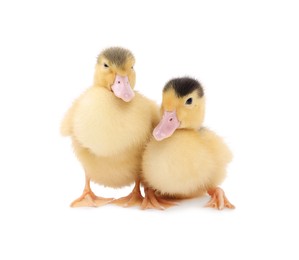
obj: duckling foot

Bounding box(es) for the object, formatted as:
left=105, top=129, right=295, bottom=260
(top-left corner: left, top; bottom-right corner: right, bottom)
left=205, top=187, right=235, bottom=210
left=112, top=181, right=143, bottom=207
left=141, top=187, right=177, bottom=210
left=71, top=190, right=114, bottom=208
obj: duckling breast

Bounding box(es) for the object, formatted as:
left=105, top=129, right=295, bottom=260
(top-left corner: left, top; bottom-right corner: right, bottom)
left=142, top=129, right=231, bottom=196
left=73, top=87, right=153, bottom=157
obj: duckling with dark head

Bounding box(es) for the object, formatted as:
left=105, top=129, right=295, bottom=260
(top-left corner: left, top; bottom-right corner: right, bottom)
left=153, top=77, right=205, bottom=141
left=141, top=77, right=235, bottom=210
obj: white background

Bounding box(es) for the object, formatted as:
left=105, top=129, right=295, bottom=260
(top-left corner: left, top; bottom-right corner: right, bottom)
left=1, top=0, right=298, bottom=259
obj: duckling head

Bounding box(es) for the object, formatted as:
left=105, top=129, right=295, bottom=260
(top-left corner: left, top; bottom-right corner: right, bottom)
left=153, top=77, right=205, bottom=141
left=94, top=47, right=136, bottom=102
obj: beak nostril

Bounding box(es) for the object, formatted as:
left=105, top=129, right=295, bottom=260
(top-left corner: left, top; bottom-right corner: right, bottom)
left=169, top=118, right=173, bottom=122
left=118, top=81, right=120, bottom=84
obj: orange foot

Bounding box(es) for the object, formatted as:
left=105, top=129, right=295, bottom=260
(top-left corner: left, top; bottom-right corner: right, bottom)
left=205, top=187, right=235, bottom=210
left=112, top=181, right=143, bottom=207
left=141, top=187, right=177, bottom=210
left=71, top=190, right=114, bottom=208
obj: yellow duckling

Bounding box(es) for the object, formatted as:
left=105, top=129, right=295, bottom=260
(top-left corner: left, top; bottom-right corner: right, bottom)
left=141, top=77, right=234, bottom=210
left=61, top=47, right=159, bottom=207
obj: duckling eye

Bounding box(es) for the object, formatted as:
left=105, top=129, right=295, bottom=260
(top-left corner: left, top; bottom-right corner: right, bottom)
left=185, top=98, right=193, bottom=105
left=104, top=63, right=109, bottom=68
left=131, top=66, right=134, bottom=69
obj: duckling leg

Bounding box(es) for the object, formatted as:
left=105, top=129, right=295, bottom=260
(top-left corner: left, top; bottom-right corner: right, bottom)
left=141, top=187, right=177, bottom=210
left=205, top=187, right=235, bottom=210
left=70, top=175, right=114, bottom=207
left=111, top=179, right=143, bottom=207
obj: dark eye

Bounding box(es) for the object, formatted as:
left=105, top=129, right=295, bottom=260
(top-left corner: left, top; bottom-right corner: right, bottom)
left=185, top=98, right=193, bottom=105
left=104, top=63, right=109, bottom=68
left=131, top=66, right=134, bottom=69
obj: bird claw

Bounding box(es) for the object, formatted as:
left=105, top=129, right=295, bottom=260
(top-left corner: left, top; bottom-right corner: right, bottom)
left=111, top=180, right=144, bottom=207
left=205, top=187, right=235, bottom=210
left=111, top=190, right=144, bottom=207
left=70, top=190, right=114, bottom=207
left=141, top=188, right=178, bottom=210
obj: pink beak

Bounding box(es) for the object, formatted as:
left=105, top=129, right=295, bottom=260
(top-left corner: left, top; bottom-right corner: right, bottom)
left=153, top=111, right=180, bottom=141
left=111, top=75, right=135, bottom=102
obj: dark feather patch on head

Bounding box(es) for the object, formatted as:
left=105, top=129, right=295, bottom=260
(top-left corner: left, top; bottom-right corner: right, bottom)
left=98, top=47, right=134, bottom=67
left=163, top=77, right=204, bottom=98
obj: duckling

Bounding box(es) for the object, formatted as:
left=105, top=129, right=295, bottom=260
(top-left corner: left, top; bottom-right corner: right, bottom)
left=141, top=77, right=235, bottom=210
left=61, top=47, right=159, bottom=207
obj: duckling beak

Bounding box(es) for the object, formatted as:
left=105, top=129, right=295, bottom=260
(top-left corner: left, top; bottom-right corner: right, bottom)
left=111, top=75, right=135, bottom=102
left=153, top=111, right=180, bottom=141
